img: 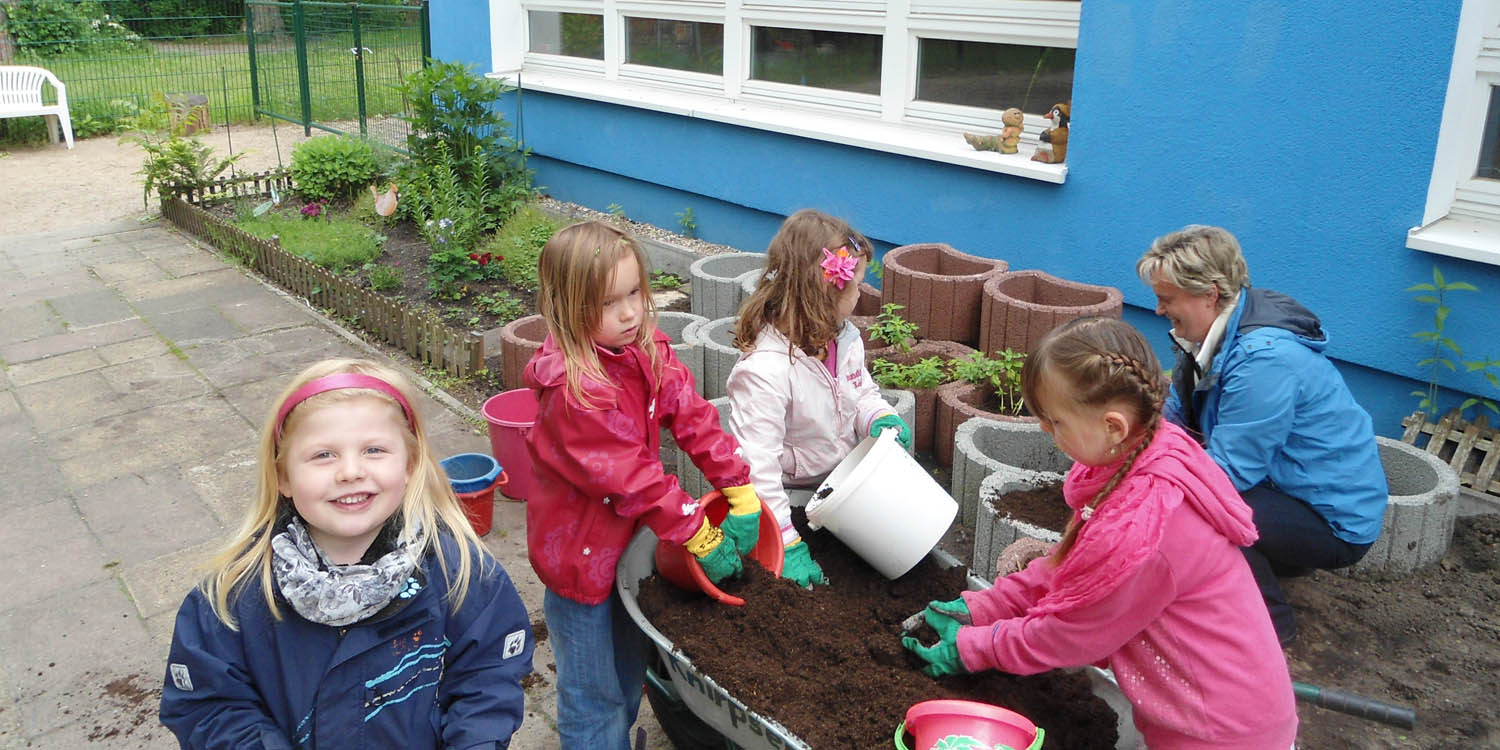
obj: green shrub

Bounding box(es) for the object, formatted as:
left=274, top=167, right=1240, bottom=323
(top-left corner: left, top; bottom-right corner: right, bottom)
left=366, top=263, right=403, bottom=291
left=478, top=203, right=561, bottom=291
left=236, top=209, right=384, bottom=272
left=4, top=0, right=143, bottom=57
left=291, top=135, right=380, bottom=203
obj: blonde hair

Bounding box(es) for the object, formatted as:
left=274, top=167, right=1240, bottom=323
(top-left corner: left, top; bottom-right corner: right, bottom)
left=200, top=358, right=487, bottom=629
left=1136, top=224, right=1249, bottom=311
left=536, top=220, right=661, bottom=408
left=734, top=209, right=873, bottom=355
left=1019, top=318, right=1168, bottom=562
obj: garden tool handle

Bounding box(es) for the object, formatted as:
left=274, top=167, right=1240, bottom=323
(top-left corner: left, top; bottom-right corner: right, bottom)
left=1292, top=681, right=1416, bottom=729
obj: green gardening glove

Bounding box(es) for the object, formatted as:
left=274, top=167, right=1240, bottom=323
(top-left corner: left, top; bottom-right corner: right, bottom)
left=781, top=539, right=828, bottom=588
left=719, top=484, right=762, bottom=556
left=871, top=413, right=913, bottom=452
left=684, top=518, right=743, bottom=584
left=901, top=605, right=969, bottom=678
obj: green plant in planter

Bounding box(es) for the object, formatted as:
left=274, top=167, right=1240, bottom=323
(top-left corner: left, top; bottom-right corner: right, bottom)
left=867, top=259, right=884, bottom=281
left=1408, top=268, right=1480, bottom=417
left=871, top=356, right=948, bottom=390
left=290, top=135, right=379, bottom=203
left=950, top=349, right=1027, bottom=415
left=867, top=303, right=919, bottom=353
left=652, top=271, right=684, bottom=291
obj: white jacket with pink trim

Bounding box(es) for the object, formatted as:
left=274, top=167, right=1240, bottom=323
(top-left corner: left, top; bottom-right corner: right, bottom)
left=726, top=321, right=893, bottom=544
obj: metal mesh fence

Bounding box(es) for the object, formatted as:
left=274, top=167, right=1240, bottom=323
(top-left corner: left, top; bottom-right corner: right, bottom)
left=0, top=0, right=425, bottom=149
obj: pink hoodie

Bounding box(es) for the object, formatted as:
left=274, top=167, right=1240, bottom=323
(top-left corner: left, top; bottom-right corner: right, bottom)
left=956, top=421, right=1297, bottom=749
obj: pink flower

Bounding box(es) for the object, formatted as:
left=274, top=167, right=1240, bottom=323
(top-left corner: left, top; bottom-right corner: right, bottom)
left=820, top=246, right=857, bottom=289
left=300, top=202, right=323, bottom=218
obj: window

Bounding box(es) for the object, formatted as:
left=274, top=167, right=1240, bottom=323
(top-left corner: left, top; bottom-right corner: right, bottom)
left=493, top=1, right=1081, bottom=182
left=1407, top=0, right=1500, bottom=265
left=527, top=11, right=603, bottom=59
left=915, top=39, right=1074, bottom=115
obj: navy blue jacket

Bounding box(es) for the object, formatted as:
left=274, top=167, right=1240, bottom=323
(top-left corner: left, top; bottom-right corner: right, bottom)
left=1167, top=288, right=1388, bottom=544
left=160, top=535, right=533, bottom=749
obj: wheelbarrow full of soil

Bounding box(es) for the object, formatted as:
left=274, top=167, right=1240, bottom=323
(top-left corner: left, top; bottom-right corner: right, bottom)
left=616, top=527, right=1145, bottom=749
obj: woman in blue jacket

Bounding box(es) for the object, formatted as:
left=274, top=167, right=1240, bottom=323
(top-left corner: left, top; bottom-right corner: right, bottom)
left=1137, top=225, right=1388, bottom=645
left=160, top=359, right=533, bottom=748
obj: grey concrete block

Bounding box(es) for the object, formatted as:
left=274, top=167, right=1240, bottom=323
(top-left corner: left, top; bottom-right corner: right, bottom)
left=658, top=310, right=708, bottom=390
left=689, top=252, right=765, bottom=320
left=1341, top=436, right=1461, bottom=579
left=972, top=475, right=1064, bottom=582
left=951, top=417, right=1071, bottom=529
left=685, top=316, right=739, bottom=399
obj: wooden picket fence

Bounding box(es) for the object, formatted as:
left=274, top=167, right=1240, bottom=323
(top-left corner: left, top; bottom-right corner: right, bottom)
left=1401, top=409, right=1500, bottom=497
left=161, top=171, right=484, bottom=377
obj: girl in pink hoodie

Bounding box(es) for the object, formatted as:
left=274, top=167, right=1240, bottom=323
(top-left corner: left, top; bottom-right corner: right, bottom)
left=904, top=317, right=1297, bottom=749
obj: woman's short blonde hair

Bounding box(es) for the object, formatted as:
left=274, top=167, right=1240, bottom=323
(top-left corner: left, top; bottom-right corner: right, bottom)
left=1136, top=225, right=1249, bottom=310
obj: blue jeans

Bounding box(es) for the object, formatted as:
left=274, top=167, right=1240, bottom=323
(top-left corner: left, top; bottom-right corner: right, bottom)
left=1240, top=484, right=1371, bottom=641
left=543, top=589, right=648, bottom=750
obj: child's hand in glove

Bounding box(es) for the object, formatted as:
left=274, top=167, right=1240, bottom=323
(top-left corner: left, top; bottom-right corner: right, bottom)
left=781, top=538, right=827, bottom=588
left=870, top=412, right=913, bottom=451
left=901, top=603, right=969, bottom=677
left=684, top=518, right=743, bottom=583
left=719, top=484, right=761, bottom=556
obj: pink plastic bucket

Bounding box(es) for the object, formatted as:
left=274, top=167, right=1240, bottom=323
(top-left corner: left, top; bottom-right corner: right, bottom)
left=482, top=389, right=538, bottom=502
left=895, top=699, right=1044, bottom=750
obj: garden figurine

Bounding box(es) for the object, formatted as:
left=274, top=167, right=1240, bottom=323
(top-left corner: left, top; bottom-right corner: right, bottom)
left=1137, top=224, right=1387, bottom=645
left=727, top=209, right=913, bottom=588
left=160, top=358, right=534, bottom=748
left=370, top=181, right=399, bottom=217
left=522, top=220, right=759, bottom=750
left=1030, top=102, right=1070, bottom=164
left=903, top=317, right=1298, bottom=750
left=963, top=107, right=1025, bottom=155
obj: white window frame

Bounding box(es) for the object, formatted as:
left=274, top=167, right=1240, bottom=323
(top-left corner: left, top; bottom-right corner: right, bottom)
left=1407, top=0, right=1500, bottom=266
left=488, top=0, right=1078, bottom=183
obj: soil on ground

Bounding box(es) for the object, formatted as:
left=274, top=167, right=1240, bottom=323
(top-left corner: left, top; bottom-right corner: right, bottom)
left=637, top=510, right=1120, bottom=749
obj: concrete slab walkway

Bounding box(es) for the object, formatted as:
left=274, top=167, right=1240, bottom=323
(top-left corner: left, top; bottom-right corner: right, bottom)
left=0, top=219, right=667, bottom=748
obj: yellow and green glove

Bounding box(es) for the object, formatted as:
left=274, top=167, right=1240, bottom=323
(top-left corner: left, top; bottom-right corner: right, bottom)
left=901, top=601, right=969, bottom=677
left=781, top=538, right=828, bottom=588
left=683, top=518, right=743, bottom=583
left=719, top=484, right=762, bottom=556
left=871, top=412, right=913, bottom=451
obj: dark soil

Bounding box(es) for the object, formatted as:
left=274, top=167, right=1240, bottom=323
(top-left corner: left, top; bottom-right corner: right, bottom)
left=991, top=479, right=1500, bottom=748
left=636, top=511, right=1120, bottom=750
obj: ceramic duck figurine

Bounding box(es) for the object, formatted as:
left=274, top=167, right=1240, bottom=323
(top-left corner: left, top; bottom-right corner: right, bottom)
left=369, top=182, right=399, bottom=217
left=1031, top=102, right=1070, bottom=164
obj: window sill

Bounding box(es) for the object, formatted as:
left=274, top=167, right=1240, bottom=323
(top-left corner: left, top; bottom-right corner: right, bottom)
left=1406, top=216, right=1500, bottom=266
left=488, top=69, right=1068, bottom=184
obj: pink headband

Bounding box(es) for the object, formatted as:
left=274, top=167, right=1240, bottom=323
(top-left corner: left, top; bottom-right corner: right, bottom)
left=274, top=373, right=416, bottom=442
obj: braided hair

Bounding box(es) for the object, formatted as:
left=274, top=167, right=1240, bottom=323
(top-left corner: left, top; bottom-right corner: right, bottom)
left=1018, top=317, right=1168, bottom=562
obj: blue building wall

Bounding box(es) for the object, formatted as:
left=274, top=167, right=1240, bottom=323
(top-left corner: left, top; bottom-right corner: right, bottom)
left=440, top=0, right=1500, bottom=436
left=429, top=0, right=490, bottom=71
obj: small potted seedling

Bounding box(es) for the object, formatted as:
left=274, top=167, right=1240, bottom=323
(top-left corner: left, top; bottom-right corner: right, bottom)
left=934, top=349, right=1035, bottom=466
left=871, top=354, right=967, bottom=455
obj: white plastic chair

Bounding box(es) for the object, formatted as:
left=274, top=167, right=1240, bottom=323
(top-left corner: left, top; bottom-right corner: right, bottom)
left=0, top=65, right=74, bottom=148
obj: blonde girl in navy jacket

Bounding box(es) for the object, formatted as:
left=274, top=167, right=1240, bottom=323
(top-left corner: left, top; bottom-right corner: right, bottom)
left=159, top=359, right=533, bottom=749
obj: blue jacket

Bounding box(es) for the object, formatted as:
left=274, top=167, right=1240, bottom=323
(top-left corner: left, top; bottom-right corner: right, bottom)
left=159, top=534, right=534, bottom=749
left=1166, top=288, right=1387, bottom=544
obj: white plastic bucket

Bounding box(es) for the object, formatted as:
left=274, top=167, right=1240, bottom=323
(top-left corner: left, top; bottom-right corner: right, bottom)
left=806, top=428, right=958, bottom=579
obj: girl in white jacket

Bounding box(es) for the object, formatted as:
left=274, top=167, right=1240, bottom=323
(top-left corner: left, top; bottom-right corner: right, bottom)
left=727, top=209, right=912, bottom=586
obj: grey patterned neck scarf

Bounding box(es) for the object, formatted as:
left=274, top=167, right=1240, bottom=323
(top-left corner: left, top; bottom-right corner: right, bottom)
left=270, top=516, right=420, bottom=627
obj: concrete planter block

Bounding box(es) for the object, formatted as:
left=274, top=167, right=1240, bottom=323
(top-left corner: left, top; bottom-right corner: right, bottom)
left=979, top=270, right=1124, bottom=356
left=933, top=380, right=1037, bottom=468
left=952, top=417, right=1071, bottom=530
left=499, top=314, right=547, bottom=391
left=690, top=252, right=765, bottom=320
left=881, top=243, right=1007, bottom=347
left=1340, top=436, right=1461, bottom=579
left=973, top=475, right=1065, bottom=582
left=741, top=273, right=759, bottom=299
left=657, top=311, right=709, bottom=390
left=684, top=316, right=739, bottom=399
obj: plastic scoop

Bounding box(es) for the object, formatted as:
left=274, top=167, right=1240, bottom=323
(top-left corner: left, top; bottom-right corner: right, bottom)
left=653, top=490, right=784, bottom=606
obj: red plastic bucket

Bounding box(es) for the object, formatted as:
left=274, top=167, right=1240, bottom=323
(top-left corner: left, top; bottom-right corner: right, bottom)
left=482, top=388, right=538, bottom=501
left=455, top=472, right=508, bottom=536
left=895, top=699, right=1044, bottom=750
left=654, top=490, right=784, bottom=606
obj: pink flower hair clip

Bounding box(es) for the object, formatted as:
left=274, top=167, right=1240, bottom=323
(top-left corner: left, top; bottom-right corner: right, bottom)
left=820, top=246, right=858, bottom=289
